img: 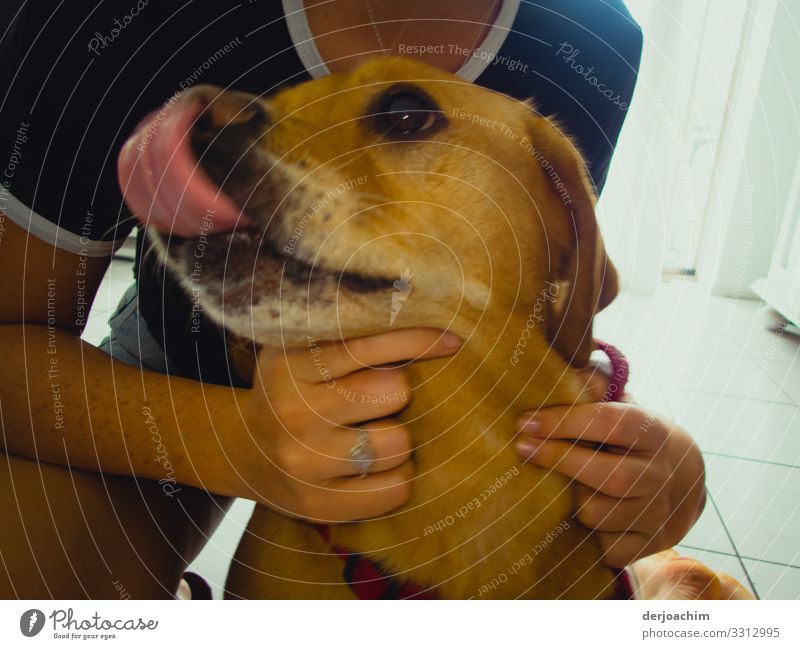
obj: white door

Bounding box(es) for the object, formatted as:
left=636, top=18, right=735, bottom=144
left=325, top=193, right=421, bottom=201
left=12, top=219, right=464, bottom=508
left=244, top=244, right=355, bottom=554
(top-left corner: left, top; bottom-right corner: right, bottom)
left=753, top=153, right=800, bottom=326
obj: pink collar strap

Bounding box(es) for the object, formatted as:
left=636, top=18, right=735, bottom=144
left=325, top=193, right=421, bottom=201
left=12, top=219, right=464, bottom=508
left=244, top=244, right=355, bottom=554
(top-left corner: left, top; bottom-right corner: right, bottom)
left=593, top=340, right=630, bottom=402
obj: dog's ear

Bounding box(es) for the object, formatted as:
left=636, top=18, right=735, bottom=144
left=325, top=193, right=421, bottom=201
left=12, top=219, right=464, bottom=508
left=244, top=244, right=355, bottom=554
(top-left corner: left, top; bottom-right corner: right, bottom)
left=526, top=114, right=619, bottom=368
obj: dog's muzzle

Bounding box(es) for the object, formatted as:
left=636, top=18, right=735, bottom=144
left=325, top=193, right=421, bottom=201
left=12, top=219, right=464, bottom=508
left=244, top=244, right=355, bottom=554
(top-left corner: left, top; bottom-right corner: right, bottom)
left=117, top=87, right=268, bottom=237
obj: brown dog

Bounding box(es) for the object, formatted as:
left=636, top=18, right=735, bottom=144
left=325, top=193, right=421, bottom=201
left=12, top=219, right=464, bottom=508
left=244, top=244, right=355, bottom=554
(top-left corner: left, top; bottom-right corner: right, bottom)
left=141, top=57, right=747, bottom=599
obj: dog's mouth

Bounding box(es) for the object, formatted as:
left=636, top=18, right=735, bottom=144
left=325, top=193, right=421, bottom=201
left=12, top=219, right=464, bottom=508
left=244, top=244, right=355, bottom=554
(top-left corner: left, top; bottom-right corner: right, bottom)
left=118, top=91, right=394, bottom=297
left=171, top=228, right=395, bottom=297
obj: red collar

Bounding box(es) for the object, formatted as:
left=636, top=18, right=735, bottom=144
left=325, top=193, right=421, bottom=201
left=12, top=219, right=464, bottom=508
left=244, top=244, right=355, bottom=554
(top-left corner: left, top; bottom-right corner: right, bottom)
left=315, top=521, right=634, bottom=599
left=312, top=524, right=436, bottom=599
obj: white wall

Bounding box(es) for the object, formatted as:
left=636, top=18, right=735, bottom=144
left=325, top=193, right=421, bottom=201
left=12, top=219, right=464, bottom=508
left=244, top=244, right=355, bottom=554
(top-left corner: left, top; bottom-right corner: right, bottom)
left=598, top=0, right=798, bottom=297
left=599, top=0, right=751, bottom=292
left=709, top=0, right=799, bottom=298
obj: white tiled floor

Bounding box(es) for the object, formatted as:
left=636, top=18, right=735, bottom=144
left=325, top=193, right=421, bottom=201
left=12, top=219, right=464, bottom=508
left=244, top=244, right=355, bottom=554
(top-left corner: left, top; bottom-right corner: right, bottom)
left=85, top=271, right=800, bottom=599
left=593, top=282, right=800, bottom=600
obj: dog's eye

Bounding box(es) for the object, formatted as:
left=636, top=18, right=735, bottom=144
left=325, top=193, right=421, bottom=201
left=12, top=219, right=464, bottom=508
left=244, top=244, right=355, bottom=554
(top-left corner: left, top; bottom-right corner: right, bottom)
left=373, top=89, right=443, bottom=137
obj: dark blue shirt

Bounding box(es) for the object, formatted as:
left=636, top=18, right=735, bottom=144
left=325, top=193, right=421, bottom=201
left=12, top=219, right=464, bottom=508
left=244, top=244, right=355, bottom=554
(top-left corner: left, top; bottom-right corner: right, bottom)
left=0, top=1, right=642, bottom=383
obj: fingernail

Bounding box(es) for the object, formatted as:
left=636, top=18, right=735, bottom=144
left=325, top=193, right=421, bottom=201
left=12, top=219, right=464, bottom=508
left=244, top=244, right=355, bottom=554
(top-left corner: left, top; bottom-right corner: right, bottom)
left=441, top=331, right=463, bottom=349
left=516, top=438, right=542, bottom=460
left=518, top=416, right=541, bottom=433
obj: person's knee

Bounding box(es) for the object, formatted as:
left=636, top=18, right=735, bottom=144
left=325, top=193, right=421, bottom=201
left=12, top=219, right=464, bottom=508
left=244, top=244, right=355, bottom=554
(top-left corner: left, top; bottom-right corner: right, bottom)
left=0, top=451, right=231, bottom=598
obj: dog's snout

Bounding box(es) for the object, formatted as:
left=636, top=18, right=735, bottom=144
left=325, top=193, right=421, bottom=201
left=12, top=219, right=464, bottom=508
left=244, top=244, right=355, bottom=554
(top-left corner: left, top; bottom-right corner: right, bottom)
left=187, top=87, right=270, bottom=196
left=199, top=94, right=269, bottom=132
left=192, top=88, right=269, bottom=140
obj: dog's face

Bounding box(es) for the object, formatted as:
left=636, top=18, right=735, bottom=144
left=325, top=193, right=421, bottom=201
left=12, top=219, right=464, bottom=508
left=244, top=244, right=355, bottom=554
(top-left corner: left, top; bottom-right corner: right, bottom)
left=124, top=57, right=616, bottom=366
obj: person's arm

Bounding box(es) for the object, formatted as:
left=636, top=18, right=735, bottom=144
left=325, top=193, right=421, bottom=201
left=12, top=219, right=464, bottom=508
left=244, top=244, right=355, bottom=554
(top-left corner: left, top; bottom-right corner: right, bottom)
left=516, top=368, right=705, bottom=568
left=1, top=217, right=460, bottom=519
left=0, top=216, right=250, bottom=495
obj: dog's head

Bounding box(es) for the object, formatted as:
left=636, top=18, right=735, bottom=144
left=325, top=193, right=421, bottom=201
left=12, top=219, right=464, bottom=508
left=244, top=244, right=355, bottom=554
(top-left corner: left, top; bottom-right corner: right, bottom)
left=121, top=57, right=617, bottom=368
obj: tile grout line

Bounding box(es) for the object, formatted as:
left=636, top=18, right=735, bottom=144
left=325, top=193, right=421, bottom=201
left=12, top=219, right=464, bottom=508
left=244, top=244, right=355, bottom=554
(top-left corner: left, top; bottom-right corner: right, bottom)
left=738, top=555, right=800, bottom=572
left=677, top=544, right=800, bottom=572
left=659, top=383, right=799, bottom=406
left=677, top=544, right=738, bottom=558
left=754, top=362, right=799, bottom=407
left=734, top=332, right=799, bottom=404
left=702, top=451, right=800, bottom=471
left=706, top=491, right=760, bottom=599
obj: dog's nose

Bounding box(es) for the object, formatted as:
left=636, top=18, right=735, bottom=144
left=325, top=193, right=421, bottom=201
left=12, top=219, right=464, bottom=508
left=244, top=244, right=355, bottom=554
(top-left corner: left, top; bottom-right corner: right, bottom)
left=184, top=86, right=270, bottom=191
left=188, top=86, right=270, bottom=140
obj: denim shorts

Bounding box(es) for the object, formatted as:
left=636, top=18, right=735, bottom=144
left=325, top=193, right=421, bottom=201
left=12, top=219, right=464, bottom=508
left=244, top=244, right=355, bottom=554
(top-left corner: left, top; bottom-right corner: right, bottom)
left=99, top=283, right=179, bottom=376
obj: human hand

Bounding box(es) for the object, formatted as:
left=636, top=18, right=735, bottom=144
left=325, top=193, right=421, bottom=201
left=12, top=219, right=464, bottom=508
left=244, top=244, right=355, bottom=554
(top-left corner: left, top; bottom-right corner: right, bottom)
left=515, top=384, right=705, bottom=568
left=234, top=328, right=461, bottom=523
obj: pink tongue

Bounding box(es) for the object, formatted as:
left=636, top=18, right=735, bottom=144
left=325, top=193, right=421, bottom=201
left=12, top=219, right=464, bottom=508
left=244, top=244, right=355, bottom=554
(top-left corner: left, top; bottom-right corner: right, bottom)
left=117, top=99, right=250, bottom=237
